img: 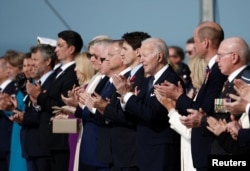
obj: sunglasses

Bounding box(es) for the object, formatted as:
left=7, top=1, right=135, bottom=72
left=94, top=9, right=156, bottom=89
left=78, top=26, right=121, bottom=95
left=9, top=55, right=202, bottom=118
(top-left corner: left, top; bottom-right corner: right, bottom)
left=100, top=57, right=106, bottom=63
left=86, top=52, right=98, bottom=59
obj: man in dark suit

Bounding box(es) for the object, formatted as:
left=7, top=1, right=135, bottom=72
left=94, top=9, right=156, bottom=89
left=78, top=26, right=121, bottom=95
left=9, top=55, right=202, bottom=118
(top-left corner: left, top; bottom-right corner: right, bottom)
left=112, top=37, right=184, bottom=171
left=90, top=32, right=150, bottom=171
left=154, top=21, right=227, bottom=171
left=15, top=44, right=56, bottom=171
left=75, top=38, right=113, bottom=171
left=204, top=37, right=250, bottom=155
left=0, top=58, right=16, bottom=171
left=26, top=30, right=83, bottom=171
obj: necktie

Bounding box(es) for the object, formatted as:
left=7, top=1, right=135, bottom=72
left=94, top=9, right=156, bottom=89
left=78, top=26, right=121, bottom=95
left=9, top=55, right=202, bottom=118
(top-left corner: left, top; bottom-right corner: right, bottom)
left=220, top=80, right=231, bottom=98
left=54, top=67, right=62, bottom=79
left=204, top=66, right=210, bottom=84
left=100, top=81, right=112, bottom=99
left=147, top=76, right=155, bottom=94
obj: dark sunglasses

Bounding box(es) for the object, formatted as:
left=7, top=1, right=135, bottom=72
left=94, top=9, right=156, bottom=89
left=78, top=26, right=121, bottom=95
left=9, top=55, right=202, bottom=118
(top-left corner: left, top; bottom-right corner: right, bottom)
left=100, top=57, right=106, bottom=63
left=87, top=52, right=98, bottom=59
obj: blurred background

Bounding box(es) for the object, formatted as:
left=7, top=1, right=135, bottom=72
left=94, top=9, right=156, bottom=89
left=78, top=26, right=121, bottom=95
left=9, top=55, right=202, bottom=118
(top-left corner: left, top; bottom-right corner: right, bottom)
left=1, top=0, right=249, bottom=63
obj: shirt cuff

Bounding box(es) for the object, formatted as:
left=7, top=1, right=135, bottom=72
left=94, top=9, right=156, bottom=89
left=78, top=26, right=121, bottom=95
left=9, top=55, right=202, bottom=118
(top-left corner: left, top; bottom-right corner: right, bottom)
left=245, top=103, right=250, bottom=115
left=120, top=92, right=133, bottom=110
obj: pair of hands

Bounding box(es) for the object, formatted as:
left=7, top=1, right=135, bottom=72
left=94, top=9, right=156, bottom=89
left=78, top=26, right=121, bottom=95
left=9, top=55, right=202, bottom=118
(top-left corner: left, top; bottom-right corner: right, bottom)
left=154, top=81, right=202, bottom=128
left=0, top=93, right=24, bottom=123
left=223, top=79, right=250, bottom=114
left=206, top=115, right=241, bottom=140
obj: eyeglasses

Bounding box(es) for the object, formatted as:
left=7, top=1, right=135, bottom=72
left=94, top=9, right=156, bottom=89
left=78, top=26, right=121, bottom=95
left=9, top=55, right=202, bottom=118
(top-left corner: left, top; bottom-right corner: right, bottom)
left=100, top=57, right=106, bottom=63
left=217, top=52, right=234, bottom=60
left=86, top=52, right=98, bottom=59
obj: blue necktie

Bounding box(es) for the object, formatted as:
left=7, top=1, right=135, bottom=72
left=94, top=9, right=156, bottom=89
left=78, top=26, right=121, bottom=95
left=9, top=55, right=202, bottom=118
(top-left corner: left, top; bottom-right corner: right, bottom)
left=100, top=81, right=112, bottom=99
left=147, top=76, right=154, bottom=94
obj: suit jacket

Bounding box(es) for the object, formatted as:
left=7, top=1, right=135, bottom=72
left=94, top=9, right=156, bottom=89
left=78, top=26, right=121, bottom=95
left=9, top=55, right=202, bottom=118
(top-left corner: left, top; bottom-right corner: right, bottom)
left=78, top=76, right=111, bottom=167
left=37, top=64, right=79, bottom=151
left=102, top=66, right=145, bottom=167
left=214, top=66, right=250, bottom=155
left=0, top=81, right=16, bottom=158
left=125, top=65, right=183, bottom=171
left=176, top=63, right=227, bottom=169
left=21, top=72, right=55, bottom=158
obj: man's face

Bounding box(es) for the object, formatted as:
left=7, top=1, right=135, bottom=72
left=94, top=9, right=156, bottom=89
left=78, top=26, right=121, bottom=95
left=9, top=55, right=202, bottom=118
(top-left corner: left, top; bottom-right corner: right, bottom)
left=169, top=48, right=182, bottom=64
left=216, top=42, right=233, bottom=76
left=55, top=38, right=71, bottom=62
left=88, top=45, right=102, bottom=72
left=120, top=41, right=137, bottom=67
left=107, top=42, right=123, bottom=72
left=140, top=42, right=158, bottom=76
left=193, top=29, right=206, bottom=58
left=30, top=51, right=48, bottom=79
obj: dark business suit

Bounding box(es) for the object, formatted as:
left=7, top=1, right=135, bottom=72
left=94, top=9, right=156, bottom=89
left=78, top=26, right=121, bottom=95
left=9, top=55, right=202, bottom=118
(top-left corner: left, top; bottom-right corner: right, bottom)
left=176, top=63, right=227, bottom=170
left=0, top=81, right=15, bottom=171
left=103, top=66, right=145, bottom=170
left=21, top=72, right=55, bottom=171
left=77, top=76, right=111, bottom=171
left=37, top=64, right=79, bottom=171
left=125, top=65, right=183, bottom=171
left=213, top=66, right=250, bottom=155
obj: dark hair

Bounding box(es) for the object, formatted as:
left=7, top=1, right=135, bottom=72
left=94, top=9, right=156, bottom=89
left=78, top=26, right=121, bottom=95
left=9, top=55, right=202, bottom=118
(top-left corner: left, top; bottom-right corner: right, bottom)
left=58, top=30, right=83, bottom=55
left=169, top=45, right=185, bottom=61
left=122, top=31, right=151, bottom=50
left=186, top=37, right=194, bottom=44
left=30, top=44, right=56, bottom=69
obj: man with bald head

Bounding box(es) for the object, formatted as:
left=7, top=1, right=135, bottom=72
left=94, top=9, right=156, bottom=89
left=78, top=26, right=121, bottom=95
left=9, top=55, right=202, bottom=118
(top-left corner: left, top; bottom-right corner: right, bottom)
left=196, top=37, right=250, bottom=155
left=154, top=21, right=227, bottom=170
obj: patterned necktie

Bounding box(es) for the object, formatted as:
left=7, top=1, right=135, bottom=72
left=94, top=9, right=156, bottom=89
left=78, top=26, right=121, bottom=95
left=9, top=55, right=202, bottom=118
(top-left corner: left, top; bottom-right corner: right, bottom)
left=220, top=80, right=231, bottom=98
left=204, top=66, right=210, bottom=84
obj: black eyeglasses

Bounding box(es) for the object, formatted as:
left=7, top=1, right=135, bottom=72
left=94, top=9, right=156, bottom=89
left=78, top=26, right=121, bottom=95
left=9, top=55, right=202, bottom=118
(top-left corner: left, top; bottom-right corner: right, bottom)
left=100, top=57, right=106, bottom=63
left=87, top=52, right=98, bottom=59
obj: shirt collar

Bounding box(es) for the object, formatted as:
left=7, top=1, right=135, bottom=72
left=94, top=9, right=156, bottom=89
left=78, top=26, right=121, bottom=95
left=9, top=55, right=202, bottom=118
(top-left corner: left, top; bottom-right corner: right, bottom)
left=153, top=64, right=169, bottom=84
left=0, top=79, right=12, bottom=91
left=39, top=70, right=54, bottom=85
left=207, top=55, right=217, bottom=69
left=228, top=65, right=247, bottom=83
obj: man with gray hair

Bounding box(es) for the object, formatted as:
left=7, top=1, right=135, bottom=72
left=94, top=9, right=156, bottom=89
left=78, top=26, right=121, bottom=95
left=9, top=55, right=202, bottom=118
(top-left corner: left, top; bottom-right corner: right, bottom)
left=113, top=38, right=184, bottom=171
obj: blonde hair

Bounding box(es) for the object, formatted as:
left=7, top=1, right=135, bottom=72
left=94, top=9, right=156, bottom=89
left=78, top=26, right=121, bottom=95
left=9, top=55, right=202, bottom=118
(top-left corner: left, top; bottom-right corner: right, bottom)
left=188, top=56, right=207, bottom=89
left=75, top=52, right=95, bottom=85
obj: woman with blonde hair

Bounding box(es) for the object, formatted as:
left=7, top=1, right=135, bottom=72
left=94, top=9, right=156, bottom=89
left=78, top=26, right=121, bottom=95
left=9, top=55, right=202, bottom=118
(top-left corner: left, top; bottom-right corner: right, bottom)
left=61, top=52, right=95, bottom=171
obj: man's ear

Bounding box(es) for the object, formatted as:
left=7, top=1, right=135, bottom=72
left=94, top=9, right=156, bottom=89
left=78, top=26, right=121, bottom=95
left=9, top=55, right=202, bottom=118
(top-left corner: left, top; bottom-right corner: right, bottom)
left=158, top=53, right=163, bottom=62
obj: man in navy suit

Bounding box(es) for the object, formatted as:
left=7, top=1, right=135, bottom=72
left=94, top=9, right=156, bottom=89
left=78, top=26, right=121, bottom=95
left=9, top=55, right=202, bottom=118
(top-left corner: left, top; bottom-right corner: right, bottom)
left=112, top=37, right=184, bottom=171
left=14, top=44, right=56, bottom=171
left=26, top=30, right=82, bottom=171
left=154, top=21, right=227, bottom=171
left=0, top=58, right=16, bottom=171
